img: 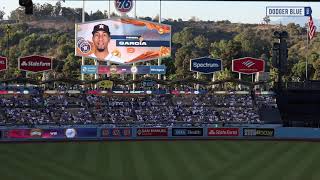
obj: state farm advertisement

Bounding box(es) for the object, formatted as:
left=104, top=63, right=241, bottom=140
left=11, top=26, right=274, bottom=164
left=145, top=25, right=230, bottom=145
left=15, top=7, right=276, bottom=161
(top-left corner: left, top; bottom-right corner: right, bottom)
left=232, top=57, right=265, bottom=74
left=19, top=55, right=52, bottom=72
left=136, top=128, right=168, bottom=137
left=0, top=56, right=7, bottom=71
left=207, top=128, right=239, bottom=136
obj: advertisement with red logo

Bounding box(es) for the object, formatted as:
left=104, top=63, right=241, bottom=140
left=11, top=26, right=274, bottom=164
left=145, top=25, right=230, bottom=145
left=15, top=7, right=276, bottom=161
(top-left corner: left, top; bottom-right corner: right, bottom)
left=4, top=129, right=64, bottom=139
left=232, top=57, right=265, bottom=74
left=19, top=55, right=52, bottom=72
left=0, top=56, right=7, bottom=71
left=207, top=128, right=239, bottom=136
left=136, top=128, right=168, bottom=137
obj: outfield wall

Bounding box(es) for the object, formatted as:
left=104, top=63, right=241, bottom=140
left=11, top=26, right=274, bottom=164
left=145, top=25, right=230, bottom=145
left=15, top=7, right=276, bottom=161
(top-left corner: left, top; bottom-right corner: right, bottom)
left=1, top=127, right=320, bottom=141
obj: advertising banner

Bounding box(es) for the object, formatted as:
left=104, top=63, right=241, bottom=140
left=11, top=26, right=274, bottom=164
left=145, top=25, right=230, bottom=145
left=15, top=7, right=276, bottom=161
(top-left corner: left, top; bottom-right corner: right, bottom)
left=266, top=6, right=312, bottom=17
left=207, top=128, right=239, bottom=136
left=19, top=55, right=52, bottom=73
left=243, top=128, right=274, bottom=137
left=232, top=57, right=265, bottom=74
left=97, top=65, right=166, bottom=75
left=97, top=80, right=113, bottom=89
left=136, top=128, right=168, bottom=137
left=75, top=17, right=171, bottom=64
left=150, top=65, right=166, bottom=74
left=190, top=57, right=222, bottom=74
left=81, top=65, right=97, bottom=74
left=64, top=128, right=98, bottom=139
left=143, top=80, right=156, bottom=87
left=4, top=128, right=98, bottom=139
left=0, top=90, right=8, bottom=95
left=0, top=56, right=7, bottom=71
left=41, top=129, right=65, bottom=138
left=172, top=128, right=204, bottom=136
left=101, top=128, right=132, bottom=137
left=5, top=129, right=33, bottom=138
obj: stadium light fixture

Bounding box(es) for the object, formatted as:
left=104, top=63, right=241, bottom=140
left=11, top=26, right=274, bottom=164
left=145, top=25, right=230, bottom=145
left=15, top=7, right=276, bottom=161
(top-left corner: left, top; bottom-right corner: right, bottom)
left=19, top=0, right=33, bottom=15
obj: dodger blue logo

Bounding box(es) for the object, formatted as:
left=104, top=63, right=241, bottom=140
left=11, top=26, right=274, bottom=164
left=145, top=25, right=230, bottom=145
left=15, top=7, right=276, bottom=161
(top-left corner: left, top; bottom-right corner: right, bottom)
left=266, top=6, right=312, bottom=17
left=77, top=37, right=91, bottom=54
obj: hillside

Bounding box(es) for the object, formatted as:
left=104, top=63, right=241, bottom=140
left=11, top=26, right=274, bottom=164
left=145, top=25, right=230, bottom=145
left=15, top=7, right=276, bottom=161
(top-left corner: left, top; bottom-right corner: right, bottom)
left=0, top=3, right=319, bottom=83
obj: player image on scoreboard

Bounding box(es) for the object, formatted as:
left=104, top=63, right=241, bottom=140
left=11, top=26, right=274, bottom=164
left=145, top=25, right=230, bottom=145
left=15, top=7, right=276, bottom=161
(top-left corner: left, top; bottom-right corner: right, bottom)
left=75, top=17, right=171, bottom=64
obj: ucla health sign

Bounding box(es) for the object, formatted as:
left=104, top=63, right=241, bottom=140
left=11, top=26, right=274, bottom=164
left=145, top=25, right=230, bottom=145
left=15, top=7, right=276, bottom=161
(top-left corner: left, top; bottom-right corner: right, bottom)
left=266, top=6, right=312, bottom=17
left=81, top=65, right=97, bottom=74
left=190, top=57, right=222, bottom=74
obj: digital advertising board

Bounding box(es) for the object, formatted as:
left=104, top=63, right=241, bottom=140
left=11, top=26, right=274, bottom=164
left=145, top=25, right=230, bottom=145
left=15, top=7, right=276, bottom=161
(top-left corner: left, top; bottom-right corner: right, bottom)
left=81, top=65, right=97, bottom=74
left=172, top=128, right=204, bottom=137
left=243, top=128, right=274, bottom=137
left=207, top=128, right=239, bottom=137
left=101, top=128, right=132, bottom=137
left=96, top=65, right=166, bottom=75
left=75, top=17, right=171, bottom=64
left=136, top=128, right=168, bottom=137
left=3, top=128, right=98, bottom=139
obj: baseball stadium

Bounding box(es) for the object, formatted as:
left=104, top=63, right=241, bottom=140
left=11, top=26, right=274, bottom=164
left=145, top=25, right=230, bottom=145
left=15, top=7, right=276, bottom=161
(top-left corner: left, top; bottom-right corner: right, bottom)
left=1, top=0, right=320, bottom=180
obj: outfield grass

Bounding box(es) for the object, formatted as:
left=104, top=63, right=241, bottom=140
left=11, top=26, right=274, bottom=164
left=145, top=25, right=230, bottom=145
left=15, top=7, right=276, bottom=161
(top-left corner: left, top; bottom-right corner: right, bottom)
left=0, top=140, right=319, bottom=180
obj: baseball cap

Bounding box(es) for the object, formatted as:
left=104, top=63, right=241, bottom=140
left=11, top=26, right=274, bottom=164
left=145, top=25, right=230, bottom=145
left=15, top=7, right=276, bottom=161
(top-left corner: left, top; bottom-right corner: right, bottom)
left=92, top=24, right=110, bottom=35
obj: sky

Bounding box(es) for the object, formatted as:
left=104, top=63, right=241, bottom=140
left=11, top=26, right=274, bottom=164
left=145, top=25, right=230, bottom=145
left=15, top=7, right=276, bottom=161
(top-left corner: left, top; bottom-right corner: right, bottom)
left=1, top=1, right=320, bottom=24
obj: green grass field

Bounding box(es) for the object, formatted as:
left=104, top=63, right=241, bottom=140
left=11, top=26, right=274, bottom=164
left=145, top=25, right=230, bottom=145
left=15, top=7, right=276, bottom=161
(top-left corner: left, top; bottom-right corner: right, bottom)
left=0, top=140, right=319, bottom=180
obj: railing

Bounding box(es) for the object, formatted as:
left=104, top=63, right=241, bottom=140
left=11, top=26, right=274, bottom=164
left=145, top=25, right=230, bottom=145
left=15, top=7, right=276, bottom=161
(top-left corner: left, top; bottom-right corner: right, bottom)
left=284, top=81, right=320, bottom=90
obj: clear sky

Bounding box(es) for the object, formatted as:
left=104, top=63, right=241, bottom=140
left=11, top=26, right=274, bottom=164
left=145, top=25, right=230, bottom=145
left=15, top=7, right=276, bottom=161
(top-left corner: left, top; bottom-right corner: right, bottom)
left=1, top=1, right=320, bottom=24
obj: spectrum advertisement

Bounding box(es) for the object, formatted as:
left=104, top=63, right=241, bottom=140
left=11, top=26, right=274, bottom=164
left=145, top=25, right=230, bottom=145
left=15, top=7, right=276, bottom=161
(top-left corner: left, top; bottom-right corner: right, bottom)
left=190, top=57, right=222, bottom=74
left=75, top=17, right=171, bottom=64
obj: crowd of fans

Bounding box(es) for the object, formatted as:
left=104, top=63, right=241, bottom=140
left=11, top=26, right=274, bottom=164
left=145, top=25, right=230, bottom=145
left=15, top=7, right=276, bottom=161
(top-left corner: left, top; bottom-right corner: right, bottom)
left=0, top=92, right=276, bottom=126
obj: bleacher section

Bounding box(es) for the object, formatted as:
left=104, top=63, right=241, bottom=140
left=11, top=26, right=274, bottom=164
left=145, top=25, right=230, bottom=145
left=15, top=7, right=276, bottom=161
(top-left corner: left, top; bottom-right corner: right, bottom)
left=0, top=92, right=278, bottom=126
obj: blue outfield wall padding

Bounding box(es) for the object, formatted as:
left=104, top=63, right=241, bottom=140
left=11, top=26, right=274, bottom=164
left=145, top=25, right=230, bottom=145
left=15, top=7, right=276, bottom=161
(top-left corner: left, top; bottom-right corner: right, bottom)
left=274, top=127, right=320, bottom=139
left=2, top=126, right=320, bottom=141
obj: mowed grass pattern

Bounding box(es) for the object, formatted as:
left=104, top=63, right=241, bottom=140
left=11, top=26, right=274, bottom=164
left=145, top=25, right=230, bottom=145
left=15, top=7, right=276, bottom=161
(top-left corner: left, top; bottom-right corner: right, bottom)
left=0, top=140, right=319, bottom=180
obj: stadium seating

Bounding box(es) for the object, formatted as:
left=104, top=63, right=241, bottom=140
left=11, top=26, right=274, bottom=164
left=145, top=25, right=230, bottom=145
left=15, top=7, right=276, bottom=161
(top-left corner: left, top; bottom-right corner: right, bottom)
left=0, top=91, right=277, bottom=126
